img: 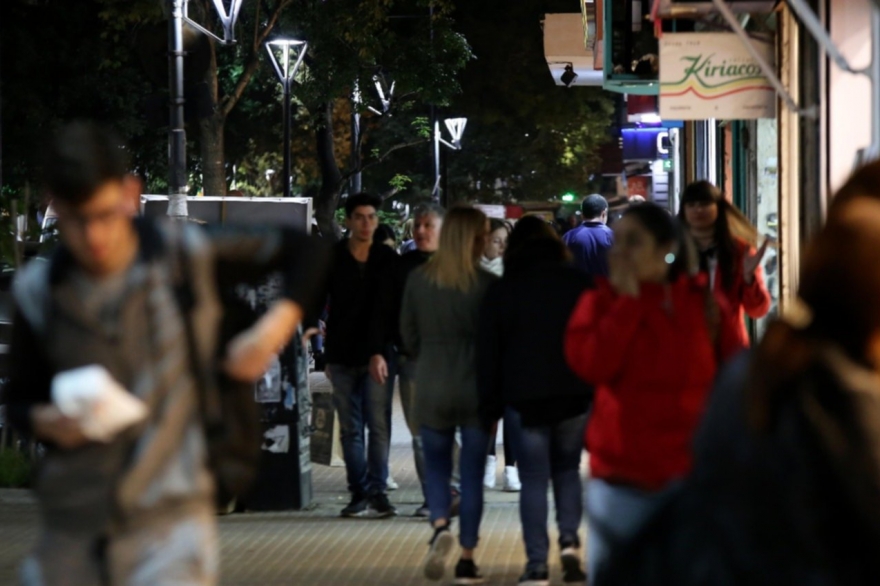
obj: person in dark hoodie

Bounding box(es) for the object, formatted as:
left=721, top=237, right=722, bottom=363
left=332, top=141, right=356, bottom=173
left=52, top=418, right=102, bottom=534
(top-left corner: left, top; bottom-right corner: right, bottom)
left=369, top=202, right=445, bottom=517
left=478, top=216, right=593, bottom=586
left=319, top=192, right=399, bottom=519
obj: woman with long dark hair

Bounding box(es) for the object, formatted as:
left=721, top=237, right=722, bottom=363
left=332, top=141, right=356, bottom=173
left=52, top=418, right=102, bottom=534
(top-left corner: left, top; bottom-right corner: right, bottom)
left=678, top=181, right=771, bottom=344
left=401, top=206, right=496, bottom=584
left=478, top=217, right=592, bottom=585
left=565, top=203, right=744, bottom=580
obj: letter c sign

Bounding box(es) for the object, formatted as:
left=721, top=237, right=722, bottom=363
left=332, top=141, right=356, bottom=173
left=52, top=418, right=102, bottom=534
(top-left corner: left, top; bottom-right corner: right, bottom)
left=657, top=130, right=670, bottom=156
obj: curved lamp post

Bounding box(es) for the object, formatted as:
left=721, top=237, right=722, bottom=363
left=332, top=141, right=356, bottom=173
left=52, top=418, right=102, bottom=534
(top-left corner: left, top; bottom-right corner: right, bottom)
left=350, top=74, right=396, bottom=193
left=433, top=117, right=467, bottom=203
left=167, top=0, right=244, bottom=219
left=266, top=40, right=308, bottom=198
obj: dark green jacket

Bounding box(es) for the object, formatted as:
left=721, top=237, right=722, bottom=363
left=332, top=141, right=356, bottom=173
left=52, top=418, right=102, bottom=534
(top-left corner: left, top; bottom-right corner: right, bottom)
left=400, top=267, right=496, bottom=430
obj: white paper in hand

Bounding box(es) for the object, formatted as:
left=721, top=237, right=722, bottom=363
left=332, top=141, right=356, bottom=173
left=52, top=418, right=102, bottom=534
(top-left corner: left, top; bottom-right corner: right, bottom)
left=51, top=365, right=148, bottom=442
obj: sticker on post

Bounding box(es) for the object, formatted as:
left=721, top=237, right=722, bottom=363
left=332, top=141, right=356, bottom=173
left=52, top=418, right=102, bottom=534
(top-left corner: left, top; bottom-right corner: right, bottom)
left=262, top=425, right=290, bottom=453
left=255, top=356, right=282, bottom=403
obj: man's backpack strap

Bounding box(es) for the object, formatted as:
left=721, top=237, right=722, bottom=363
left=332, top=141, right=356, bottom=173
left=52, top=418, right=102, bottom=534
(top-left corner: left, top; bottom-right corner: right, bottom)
left=166, top=226, right=225, bottom=439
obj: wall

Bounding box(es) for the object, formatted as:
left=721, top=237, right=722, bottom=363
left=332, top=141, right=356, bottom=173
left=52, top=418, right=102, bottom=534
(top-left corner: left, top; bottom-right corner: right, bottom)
left=828, top=0, right=873, bottom=193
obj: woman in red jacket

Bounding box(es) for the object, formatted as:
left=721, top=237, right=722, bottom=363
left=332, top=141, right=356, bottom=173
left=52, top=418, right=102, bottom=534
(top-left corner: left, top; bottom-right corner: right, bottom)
left=565, top=203, right=744, bottom=581
left=678, top=181, right=771, bottom=345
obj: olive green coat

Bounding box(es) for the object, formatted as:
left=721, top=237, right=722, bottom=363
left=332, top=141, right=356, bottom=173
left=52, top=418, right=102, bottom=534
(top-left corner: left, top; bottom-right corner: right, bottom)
left=400, top=267, right=497, bottom=430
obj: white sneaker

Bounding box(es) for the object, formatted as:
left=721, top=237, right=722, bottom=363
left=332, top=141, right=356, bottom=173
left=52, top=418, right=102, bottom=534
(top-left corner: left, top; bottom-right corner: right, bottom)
left=503, top=466, right=521, bottom=492
left=387, top=475, right=399, bottom=491
left=483, top=455, right=497, bottom=489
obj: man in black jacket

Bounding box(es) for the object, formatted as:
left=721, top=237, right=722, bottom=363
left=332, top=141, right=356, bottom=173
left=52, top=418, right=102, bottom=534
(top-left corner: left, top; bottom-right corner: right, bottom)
left=321, top=193, right=399, bottom=518
left=369, top=202, right=444, bottom=517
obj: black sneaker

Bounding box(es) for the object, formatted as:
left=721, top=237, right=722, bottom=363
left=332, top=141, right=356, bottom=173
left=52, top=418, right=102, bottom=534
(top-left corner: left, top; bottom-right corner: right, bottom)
left=414, top=502, right=430, bottom=518
left=423, top=525, right=454, bottom=581
left=454, top=559, right=485, bottom=585
left=519, top=564, right=550, bottom=586
left=340, top=494, right=369, bottom=518
left=560, top=541, right=587, bottom=583
left=367, top=493, right=397, bottom=518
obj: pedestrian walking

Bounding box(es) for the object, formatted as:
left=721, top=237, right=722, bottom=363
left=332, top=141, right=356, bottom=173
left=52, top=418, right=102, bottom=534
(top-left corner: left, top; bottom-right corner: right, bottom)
left=678, top=181, right=771, bottom=344
left=401, top=206, right=497, bottom=585
left=595, top=166, right=880, bottom=586
left=479, top=218, right=508, bottom=277
left=373, top=223, right=397, bottom=249
left=562, top=194, right=614, bottom=277
left=479, top=218, right=521, bottom=492
left=478, top=216, right=593, bottom=586
left=564, top=203, right=745, bottom=580
left=319, top=192, right=399, bottom=519
left=369, top=202, right=446, bottom=517
left=3, top=122, right=328, bottom=586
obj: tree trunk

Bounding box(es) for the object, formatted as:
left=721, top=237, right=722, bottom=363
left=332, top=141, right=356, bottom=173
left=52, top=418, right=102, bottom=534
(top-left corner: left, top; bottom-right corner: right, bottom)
left=199, top=35, right=227, bottom=196
left=200, top=112, right=227, bottom=195
left=315, top=102, right=344, bottom=241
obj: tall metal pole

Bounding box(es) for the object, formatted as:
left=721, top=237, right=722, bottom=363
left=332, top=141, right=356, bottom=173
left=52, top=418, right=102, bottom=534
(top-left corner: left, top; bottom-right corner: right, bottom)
left=168, top=0, right=188, bottom=219
left=351, top=83, right=362, bottom=194
left=433, top=120, right=441, bottom=201
left=870, top=5, right=880, bottom=161
left=282, top=72, right=292, bottom=198
left=429, top=3, right=440, bottom=203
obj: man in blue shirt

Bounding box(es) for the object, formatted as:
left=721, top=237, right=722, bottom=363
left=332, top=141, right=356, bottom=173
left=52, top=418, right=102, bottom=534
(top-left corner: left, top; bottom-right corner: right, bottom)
left=563, top=194, right=614, bottom=277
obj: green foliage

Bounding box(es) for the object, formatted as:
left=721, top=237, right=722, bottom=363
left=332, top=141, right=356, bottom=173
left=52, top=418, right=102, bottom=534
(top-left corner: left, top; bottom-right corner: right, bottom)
left=0, top=449, right=32, bottom=488
left=229, top=148, right=285, bottom=197
left=412, top=117, right=431, bottom=140
left=445, top=0, right=615, bottom=204
left=389, top=174, right=413, bottom=191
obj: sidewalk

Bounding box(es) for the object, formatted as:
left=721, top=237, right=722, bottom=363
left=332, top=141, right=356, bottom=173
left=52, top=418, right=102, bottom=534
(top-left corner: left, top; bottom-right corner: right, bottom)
left=0, top=374, right=588, bottom=585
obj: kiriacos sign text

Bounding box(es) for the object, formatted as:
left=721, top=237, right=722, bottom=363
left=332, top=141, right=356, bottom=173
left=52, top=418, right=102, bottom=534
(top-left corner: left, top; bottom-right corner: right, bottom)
left=660, top=33, right=776, bottom=120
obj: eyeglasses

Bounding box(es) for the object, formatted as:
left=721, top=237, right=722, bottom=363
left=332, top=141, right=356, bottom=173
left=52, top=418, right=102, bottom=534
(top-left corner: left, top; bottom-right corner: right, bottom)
left=59, top=204, right=130, bottom=230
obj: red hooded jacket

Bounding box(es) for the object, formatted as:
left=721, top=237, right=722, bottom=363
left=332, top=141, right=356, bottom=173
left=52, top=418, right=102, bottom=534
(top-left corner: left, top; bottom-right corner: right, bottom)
left=565, top=275, right=745, bottom=490
left=711, top=239, right=772, bottom=346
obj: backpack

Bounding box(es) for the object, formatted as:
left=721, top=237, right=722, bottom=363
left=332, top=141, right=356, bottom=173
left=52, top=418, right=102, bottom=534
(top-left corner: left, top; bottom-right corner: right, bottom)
left=172, top=236, right=262, bottom=506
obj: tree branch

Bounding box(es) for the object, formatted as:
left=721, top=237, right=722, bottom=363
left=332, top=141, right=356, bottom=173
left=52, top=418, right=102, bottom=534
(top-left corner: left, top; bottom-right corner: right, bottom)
left=338, top=137, right=429, bottom=188
left=221, top=0, right=292, bottom=118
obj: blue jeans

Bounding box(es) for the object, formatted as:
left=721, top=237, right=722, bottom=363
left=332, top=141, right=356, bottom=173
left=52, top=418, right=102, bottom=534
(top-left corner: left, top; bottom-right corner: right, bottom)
left=517, top=412, right=587, bottom=571
left=421, top=425, right=490, bottom=550
left=585, top=478, right=671, bottom=579
left=327, top=364, right=393, bottom=497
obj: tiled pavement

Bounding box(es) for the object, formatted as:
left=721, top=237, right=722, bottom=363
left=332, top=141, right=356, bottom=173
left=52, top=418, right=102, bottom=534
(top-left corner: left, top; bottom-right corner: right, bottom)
left=0, top=374, right=588, bottom=585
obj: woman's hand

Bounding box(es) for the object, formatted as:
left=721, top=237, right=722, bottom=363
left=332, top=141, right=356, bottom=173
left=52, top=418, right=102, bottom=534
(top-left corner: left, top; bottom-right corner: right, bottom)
left=743, top=239, right=770, bottom=284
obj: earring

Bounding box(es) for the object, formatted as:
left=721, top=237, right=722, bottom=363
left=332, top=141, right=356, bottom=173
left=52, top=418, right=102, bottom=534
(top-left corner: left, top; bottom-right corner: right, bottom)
left=664, top=253, right=676, bottom=265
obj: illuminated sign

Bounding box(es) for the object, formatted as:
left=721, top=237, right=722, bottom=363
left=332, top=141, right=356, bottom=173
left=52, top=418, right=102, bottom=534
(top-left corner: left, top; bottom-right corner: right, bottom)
left=622, top=128, right=670, bottom=161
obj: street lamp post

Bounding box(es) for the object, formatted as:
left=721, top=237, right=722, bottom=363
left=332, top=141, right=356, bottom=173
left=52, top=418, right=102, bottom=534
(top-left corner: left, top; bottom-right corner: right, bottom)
left=350, top=75, right=394, bottom=195
left=433, top=117, right=467, bottom=205
left=266, top=40, right=308, bottom=198
left=166, top=0, right=244, bottom=220
left=168, top=0, right=187, bottom=220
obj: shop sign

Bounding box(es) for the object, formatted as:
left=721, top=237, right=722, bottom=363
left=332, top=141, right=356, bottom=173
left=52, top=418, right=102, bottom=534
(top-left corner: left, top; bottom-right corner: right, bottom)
left=622, top=127, right=670, bottom=161
left=660, top=33, right=776, bottom=120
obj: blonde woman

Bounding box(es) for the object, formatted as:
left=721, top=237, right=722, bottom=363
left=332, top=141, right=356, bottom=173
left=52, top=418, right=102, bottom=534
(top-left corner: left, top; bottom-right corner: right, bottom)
left=401, top=206, right=497, bottom=585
